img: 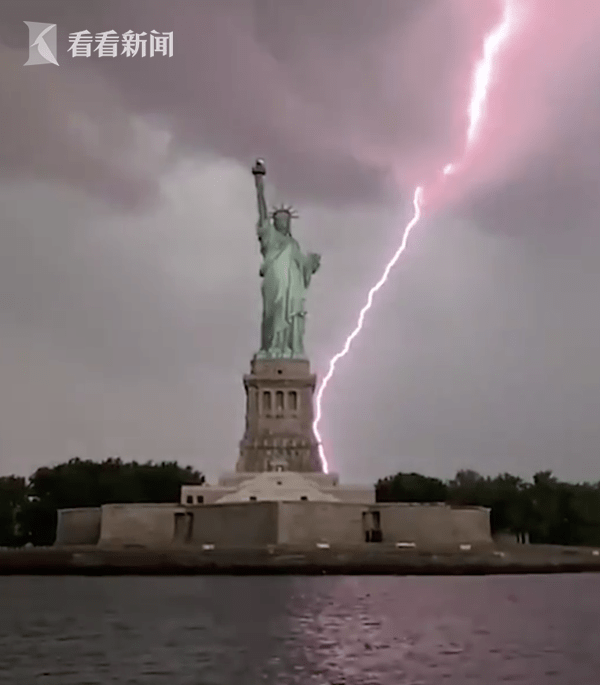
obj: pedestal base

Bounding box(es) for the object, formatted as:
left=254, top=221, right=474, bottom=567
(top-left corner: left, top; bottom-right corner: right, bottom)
left=237, top=358, right=322, bottom=473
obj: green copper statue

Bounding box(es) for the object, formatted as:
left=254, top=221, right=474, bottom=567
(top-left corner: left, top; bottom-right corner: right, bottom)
left=252, top=158, right=321, bottom=360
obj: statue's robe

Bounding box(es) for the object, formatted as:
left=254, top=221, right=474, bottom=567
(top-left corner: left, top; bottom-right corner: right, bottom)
left=257, top=220, right=314, bottom=358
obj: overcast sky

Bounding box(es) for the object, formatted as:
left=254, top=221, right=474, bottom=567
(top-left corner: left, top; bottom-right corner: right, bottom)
left=0, top=0, right=599, bottom=484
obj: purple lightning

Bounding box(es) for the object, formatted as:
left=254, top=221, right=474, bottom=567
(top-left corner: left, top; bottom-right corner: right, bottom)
left=313, top=0, right=518, bottom=474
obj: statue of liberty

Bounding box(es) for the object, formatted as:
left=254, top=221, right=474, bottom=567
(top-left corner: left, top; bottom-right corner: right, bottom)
left=252, top=159, right=321, bottom=360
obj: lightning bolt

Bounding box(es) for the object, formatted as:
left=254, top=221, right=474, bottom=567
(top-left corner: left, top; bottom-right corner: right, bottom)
left=313, top=0, right=519, bottom=474
left=466, top=0, right=516, bottom=148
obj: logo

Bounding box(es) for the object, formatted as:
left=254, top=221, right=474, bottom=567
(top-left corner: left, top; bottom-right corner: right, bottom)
left=23, top=23, right=174, bottom=64
left=24, top=21, right=59, bottom=66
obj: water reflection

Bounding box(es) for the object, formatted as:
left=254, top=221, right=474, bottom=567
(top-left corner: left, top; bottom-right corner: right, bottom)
left=0, top=574, right=599, bottom=683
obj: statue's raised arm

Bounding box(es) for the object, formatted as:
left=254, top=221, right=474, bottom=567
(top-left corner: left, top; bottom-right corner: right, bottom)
left=252, top=158, right=268, bottom=226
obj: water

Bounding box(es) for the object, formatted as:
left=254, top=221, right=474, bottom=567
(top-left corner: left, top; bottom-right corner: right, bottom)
left=0, top=574, right=599, bottom=684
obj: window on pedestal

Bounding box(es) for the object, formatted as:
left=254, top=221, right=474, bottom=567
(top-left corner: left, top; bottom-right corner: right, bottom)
left=263, top=390, right=272, bottom=413
left=288, top=391, right=298, bottom=412
left=276, top=390, right=284, bottom=412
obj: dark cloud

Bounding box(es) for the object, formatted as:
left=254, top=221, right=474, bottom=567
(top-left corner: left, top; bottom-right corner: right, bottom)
left=2, top=0, right=600, bottom=223
left=0, top=0, right=470, bottom=208
left=0, top=34, right=164, bottom=209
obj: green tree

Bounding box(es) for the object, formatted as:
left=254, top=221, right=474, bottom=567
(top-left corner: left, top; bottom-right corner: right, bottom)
left=0, top=476, right=27, bottom=546
left=376, top=472, right=448, bottom=502
left=18, top=457, right=205, bottom=546
left=376, top=468, right=600, bottom=546
left=447, top=469, right=488, bottom=506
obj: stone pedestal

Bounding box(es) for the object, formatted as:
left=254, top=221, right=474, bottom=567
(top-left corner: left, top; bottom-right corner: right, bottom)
left=236, top=358, right=322, bottom=473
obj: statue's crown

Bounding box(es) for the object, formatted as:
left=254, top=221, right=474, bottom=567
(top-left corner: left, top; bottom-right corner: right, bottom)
left=271, top=204, right=299, bottom=220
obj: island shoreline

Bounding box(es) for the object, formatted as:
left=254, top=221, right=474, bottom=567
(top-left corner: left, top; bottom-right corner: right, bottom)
left=2, top=545, right=600, bottom=576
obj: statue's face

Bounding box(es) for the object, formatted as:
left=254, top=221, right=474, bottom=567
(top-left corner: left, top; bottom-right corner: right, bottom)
left=273, top=211, right=291, bottom=236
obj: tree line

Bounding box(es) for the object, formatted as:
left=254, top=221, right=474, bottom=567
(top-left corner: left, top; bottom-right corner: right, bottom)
left=2, top=460, right=599, bottom=548
left=376, top=469, right=600, bottom=546
left=0, top=458, right=205, bottom=547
